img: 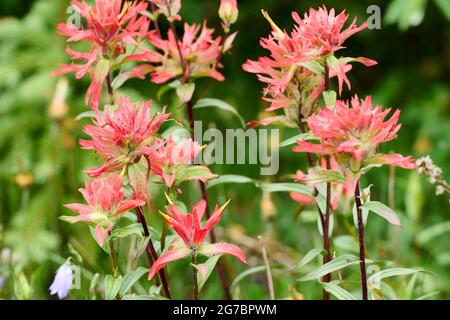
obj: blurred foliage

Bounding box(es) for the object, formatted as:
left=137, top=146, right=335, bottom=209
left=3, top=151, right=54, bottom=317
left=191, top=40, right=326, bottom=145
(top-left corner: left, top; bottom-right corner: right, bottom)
left=0, top=0, right=449, bottom=300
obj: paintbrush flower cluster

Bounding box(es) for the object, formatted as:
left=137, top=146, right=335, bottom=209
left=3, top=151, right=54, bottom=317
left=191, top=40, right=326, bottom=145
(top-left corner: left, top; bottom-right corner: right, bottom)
left=244, top=5, right=415, bottom=300
left=53, top=0, right=245, bottom=300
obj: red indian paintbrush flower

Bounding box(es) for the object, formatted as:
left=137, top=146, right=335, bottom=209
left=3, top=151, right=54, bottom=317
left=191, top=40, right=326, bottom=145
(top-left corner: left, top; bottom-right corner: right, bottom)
left=148, top=199, right=247, bottom=280
left=80, top=96, right=169, bottom=177
left=146, top=22, right=225, bottom=84
left=292, top=6, right=377, bottom=94
left=54, top=0, right=150, bottom=109
left=292, top=6, right=367, bottom=56
left=148, top=136, right=216, bottom=188
left=243, top=8, right=376, bottom=127
left=293, top=95, right=416, bottom=173
left=62, top=174, right=144, bottom=246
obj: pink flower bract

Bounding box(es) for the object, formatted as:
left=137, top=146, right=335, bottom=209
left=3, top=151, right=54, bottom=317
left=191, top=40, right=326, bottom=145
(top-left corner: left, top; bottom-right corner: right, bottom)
left=63, top=174, right=144, bottom=246
left=54, top=0, right=150, bottom=109
left=147, top=22, right=224, bottom=83
left=292, top=6, right=367, bottom=56
left=80, top=97, right=169, bottom=177
left=293, top=95, right=416, bottom=172
left=148, top=200, right=247, bottom=280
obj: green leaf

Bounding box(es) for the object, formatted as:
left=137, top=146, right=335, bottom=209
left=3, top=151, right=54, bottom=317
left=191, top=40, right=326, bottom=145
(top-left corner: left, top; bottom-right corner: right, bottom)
left=298, top=61, right=324, bottom=76
left=176, top=83, right=196, bottom=103
left=415, top=291, right=440, bottom=300
left=352, top=185, right=372, bottom=229
left=231, top=266, right=266, bottom=290
left=417, top=221, right=450, bottom=245
left=361, top=201, right=401, bottom=226
left=317, top=213, right=334, bottom=237
left=319, top=281, right=357, bottom=300
left=193, top=255, right=222, bottom=292
left=333, top=235, right=358, bottom=253
left=104, top=275, right=123, bottom=300
left=368, top=268, right=426, bottom=285
left=162, top=126, right=191, bottom=143
left=322, top=90, right=337, bottom=107
left=193, top=98, right=245, bottom=128
left=68, top=244, right=83, bottom=263
left=111, top=223, right=143, bottom=239
left=259, top=183, right=314, bottom=196
left=89, top=273, right=100, bottom=300
left=206, top=174, right=256, bottom=189
left=119, top=267, right=149, bottom=296
left=175, top=165, right=218, bottom=186
left=279, top=133, right=316, bottom=148
left=325, top=55, right=340, bottom=70
left=75, top=110, right=96, bottom=121
left=298, top=254, right=359, bottom=282
left=95, top=59, right=110, bottom=83
left=303, top=170, right=346, bottom=185
left=157, top=80, right=181, bottom=100
left=14, top=272, right=31, bottom=300
left=296, top=248, right=325, bottom=271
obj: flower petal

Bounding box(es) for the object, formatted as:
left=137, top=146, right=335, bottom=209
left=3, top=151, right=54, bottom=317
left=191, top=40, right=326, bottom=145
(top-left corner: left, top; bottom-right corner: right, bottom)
left=199, top=243, right=247, bottom=264
left=148, top=246, right=192, bottom=280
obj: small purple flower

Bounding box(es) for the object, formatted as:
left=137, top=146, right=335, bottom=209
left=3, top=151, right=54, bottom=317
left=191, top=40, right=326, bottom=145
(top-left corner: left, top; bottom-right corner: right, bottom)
left=49, top=262, right=73, bottom=299
left=0, top=276, right=5, bottom=289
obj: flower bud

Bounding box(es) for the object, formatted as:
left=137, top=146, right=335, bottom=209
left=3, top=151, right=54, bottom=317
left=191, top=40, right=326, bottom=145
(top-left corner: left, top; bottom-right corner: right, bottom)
left=219, top=0, right=238, bottom=27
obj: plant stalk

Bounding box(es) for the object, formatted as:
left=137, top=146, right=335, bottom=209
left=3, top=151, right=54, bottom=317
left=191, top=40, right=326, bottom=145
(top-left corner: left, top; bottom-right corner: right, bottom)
left=192, top=253, right=199, bottom=300
left=108, top=237, right=118, bottom=278
left=187, top=99, right=233, bottom=300
left=354, top=180, right=368, bottom=300
left=135, top=207, right=171, bottom=299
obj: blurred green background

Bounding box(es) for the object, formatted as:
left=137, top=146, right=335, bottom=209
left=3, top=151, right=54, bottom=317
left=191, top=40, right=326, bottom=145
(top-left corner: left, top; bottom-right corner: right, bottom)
left=0, top=0, right=449, bottom=300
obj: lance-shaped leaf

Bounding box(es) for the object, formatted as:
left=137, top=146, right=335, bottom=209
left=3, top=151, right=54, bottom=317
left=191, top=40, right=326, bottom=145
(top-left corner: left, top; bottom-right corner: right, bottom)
left=119, top=267, right=149, bottom=296
left=231, top=266, right=267, bottom=290
left=206, top=174, right=256, bottom=189
left=296, top=248, right=325, bottom=271
left=259, top=182, right=314, bottom=196
left=247, top=115, right=298, bottom=128
left=192, top=255, right=222, bottom=291
left=280, top=133, right=316, bottom=147
left=361, top=201, right=401, bottom=226
left=368, top=268, right=428, bottom=287
left=322, top=90, right=337, bottom=107
left=298, top=254, right=359, bottom=282
left=193, top=98, right=245, bottom=128
left=302, top=170, right=346, bottom=186
left=319, top=281, right=357, bottom=300
left=104, top=275, right=123, bottom=300
left=175, top=165, right=219, bottom=186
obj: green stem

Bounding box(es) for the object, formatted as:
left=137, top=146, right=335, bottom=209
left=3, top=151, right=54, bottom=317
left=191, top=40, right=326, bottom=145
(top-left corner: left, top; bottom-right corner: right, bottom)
left=355, top=180, right=368, bottom=300
left=108, top=237, right=118, bottom=278
left=192, top=253, right=199, bottom=300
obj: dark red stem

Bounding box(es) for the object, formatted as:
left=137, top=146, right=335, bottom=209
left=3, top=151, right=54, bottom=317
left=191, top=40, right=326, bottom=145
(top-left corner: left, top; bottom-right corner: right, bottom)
left=354, top=180, right=368, bottom=300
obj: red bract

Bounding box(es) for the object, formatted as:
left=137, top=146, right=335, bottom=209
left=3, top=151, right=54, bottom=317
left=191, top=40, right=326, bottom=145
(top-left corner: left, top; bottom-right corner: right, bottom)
left=292, top=6, right=366, bottom=56
left=54, top=0, right=150, bottom=109
left=148, top=200, right=247, bottom=280
left=62, top=174, right=144, bottom=246
left=293, top=95, right=416, bottom=172
left=146, top=22, right=224, bottom=83
left=80, top=97, right=169, bottom=177
left=148, top=136, right=214, bottom=188
left=243, top=8, right=376, bottom=125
